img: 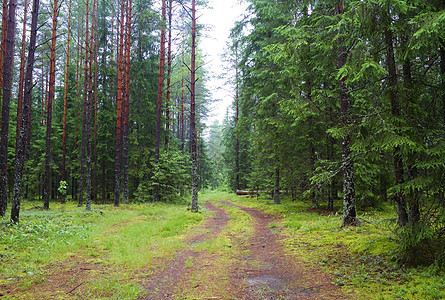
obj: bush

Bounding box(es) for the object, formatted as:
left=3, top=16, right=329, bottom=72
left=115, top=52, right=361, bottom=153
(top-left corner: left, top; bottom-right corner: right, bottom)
left=134, top=150, right=190, bottom=202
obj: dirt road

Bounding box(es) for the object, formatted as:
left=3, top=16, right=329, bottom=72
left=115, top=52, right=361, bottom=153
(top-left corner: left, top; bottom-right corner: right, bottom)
left=142, top=200, right=346, bottom=299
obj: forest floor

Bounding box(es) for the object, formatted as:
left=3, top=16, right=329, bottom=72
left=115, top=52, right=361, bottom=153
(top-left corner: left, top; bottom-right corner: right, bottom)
left=1, top=192, right=444, bottom=299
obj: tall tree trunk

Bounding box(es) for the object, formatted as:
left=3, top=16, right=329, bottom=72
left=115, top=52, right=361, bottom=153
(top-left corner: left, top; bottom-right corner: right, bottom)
left=61, top=0, right=72, bottom=204
left=190, top=0, right=198, bottom=212
left=79, top=0, right=90, bottom=207
left=402, top=44, right=420, bottom=224
left=0, top=0, right=8, bottom=109
left=76, top=16, right=82, bottom=97
left=235, top=74, right=240, bottom=191
left=16, top=0, right=28, bottom=149
left=122, top=0, right=132, bottom=204
left=154, top=0, right=166, bottom=202
left=10, top=0, right=39, bottom=223
left=165, top=0, right=172, bottom=148
left=181, top=58, right=185, bottom=152
left=384, top=27, right=408, bottom=227
left=336, top=1, right=357, bottom=226
left=93, top=24, right=98, bottom=204
left=43, top=0, right=59, bottom=209
left=85, top=0, right=97, bottom=211
left=0, top=0, right=17, bottom=216
left=114, top=0, right=125, bottom=207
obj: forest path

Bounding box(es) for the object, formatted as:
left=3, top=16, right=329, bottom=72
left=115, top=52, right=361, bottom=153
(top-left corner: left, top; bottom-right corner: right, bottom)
left=141, top=199, right=346, bottom=299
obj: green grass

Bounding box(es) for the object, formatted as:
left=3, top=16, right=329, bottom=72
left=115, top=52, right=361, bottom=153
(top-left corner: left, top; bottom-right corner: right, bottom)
left=192, top=192, right=252, bottom=255
left=0, top=200, right=204, bottom=298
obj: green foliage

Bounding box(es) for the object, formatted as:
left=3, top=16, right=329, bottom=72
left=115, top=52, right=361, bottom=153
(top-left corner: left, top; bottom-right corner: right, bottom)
left=393, top=211, right=445, bottom=266
left=57, top=180, right=67, bottom=195
left=135, top=149, right=190, bottom=202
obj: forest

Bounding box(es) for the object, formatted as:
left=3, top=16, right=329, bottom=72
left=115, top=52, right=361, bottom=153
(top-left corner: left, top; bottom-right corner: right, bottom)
left=0, top=0, right=444, bottom=298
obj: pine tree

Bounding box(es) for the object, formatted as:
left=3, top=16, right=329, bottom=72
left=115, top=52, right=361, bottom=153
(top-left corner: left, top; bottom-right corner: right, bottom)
left=43, top=0, right=60, bottom=210
left=190, top=0, right=198, bottom=212
left=11, top=0, right=40, bottom=223
left=61, top=0, right=72, bottom=204
left=0, top=0, right=18, bottom=216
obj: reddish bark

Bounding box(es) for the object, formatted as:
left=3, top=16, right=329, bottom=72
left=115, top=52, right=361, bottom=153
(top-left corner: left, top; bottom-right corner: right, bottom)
left=153, top=0, right=166, bottom=202
left=114, top=0, right=126, bottom=207
left=122, top=0, right=132, bottom=204
left=43, top=0, right=59, bottom=210
left=190, top=0, right=198, bottom=212
left=0, top=0, right=8, bottom=105
left=0, top=0, right=18, bottom=216
left=93, top=20, right=98, bottom=204
left=79, top=0, right=90, bottom=207
left=85, top=0, right=98, bottom=211
left=61, top=0, right=72, bottom=204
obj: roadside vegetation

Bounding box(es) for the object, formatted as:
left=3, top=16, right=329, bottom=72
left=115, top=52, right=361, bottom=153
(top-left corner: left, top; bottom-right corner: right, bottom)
left=0, top=191, right=444, bottom=299
left=0, top=199, right=203, bottom=299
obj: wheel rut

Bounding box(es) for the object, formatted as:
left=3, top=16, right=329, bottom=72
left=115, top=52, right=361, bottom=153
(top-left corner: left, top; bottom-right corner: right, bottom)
left=141, top=199, right=347, bottom=299
left=223, top=201, right=346, bottom=299
left=141, top=201, right=230, bottom=299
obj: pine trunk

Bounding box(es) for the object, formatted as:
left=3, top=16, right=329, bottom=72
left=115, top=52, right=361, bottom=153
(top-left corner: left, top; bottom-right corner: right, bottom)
left=15, top=0, right=28, bottom=149
left=114, top=0, right=125, bottom=207
left=10, top=0, right=39, bottom=223
left=0, top=0, right=8, bottom=104
left=93, top=24, right=98, bottom=204
left=61, top=0, right=72, bottom=204
left=190, top=0, right=198, bottom=212
left=85, top=0, right=97, bottom=211
left=122, top=0, right=132, bottom=204
left=0, top=0, right=17, bottom=216
left=154, top=0, right=166, bottom=202
left=165, top=0, right=172, bottom=148
left=79, top=0, right=90, bottom=207
left=43, top=0, right=59, bottom=210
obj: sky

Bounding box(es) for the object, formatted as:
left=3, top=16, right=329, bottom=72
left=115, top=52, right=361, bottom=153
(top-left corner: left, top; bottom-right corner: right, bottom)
left=199, top=0, right=249, bottom=127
